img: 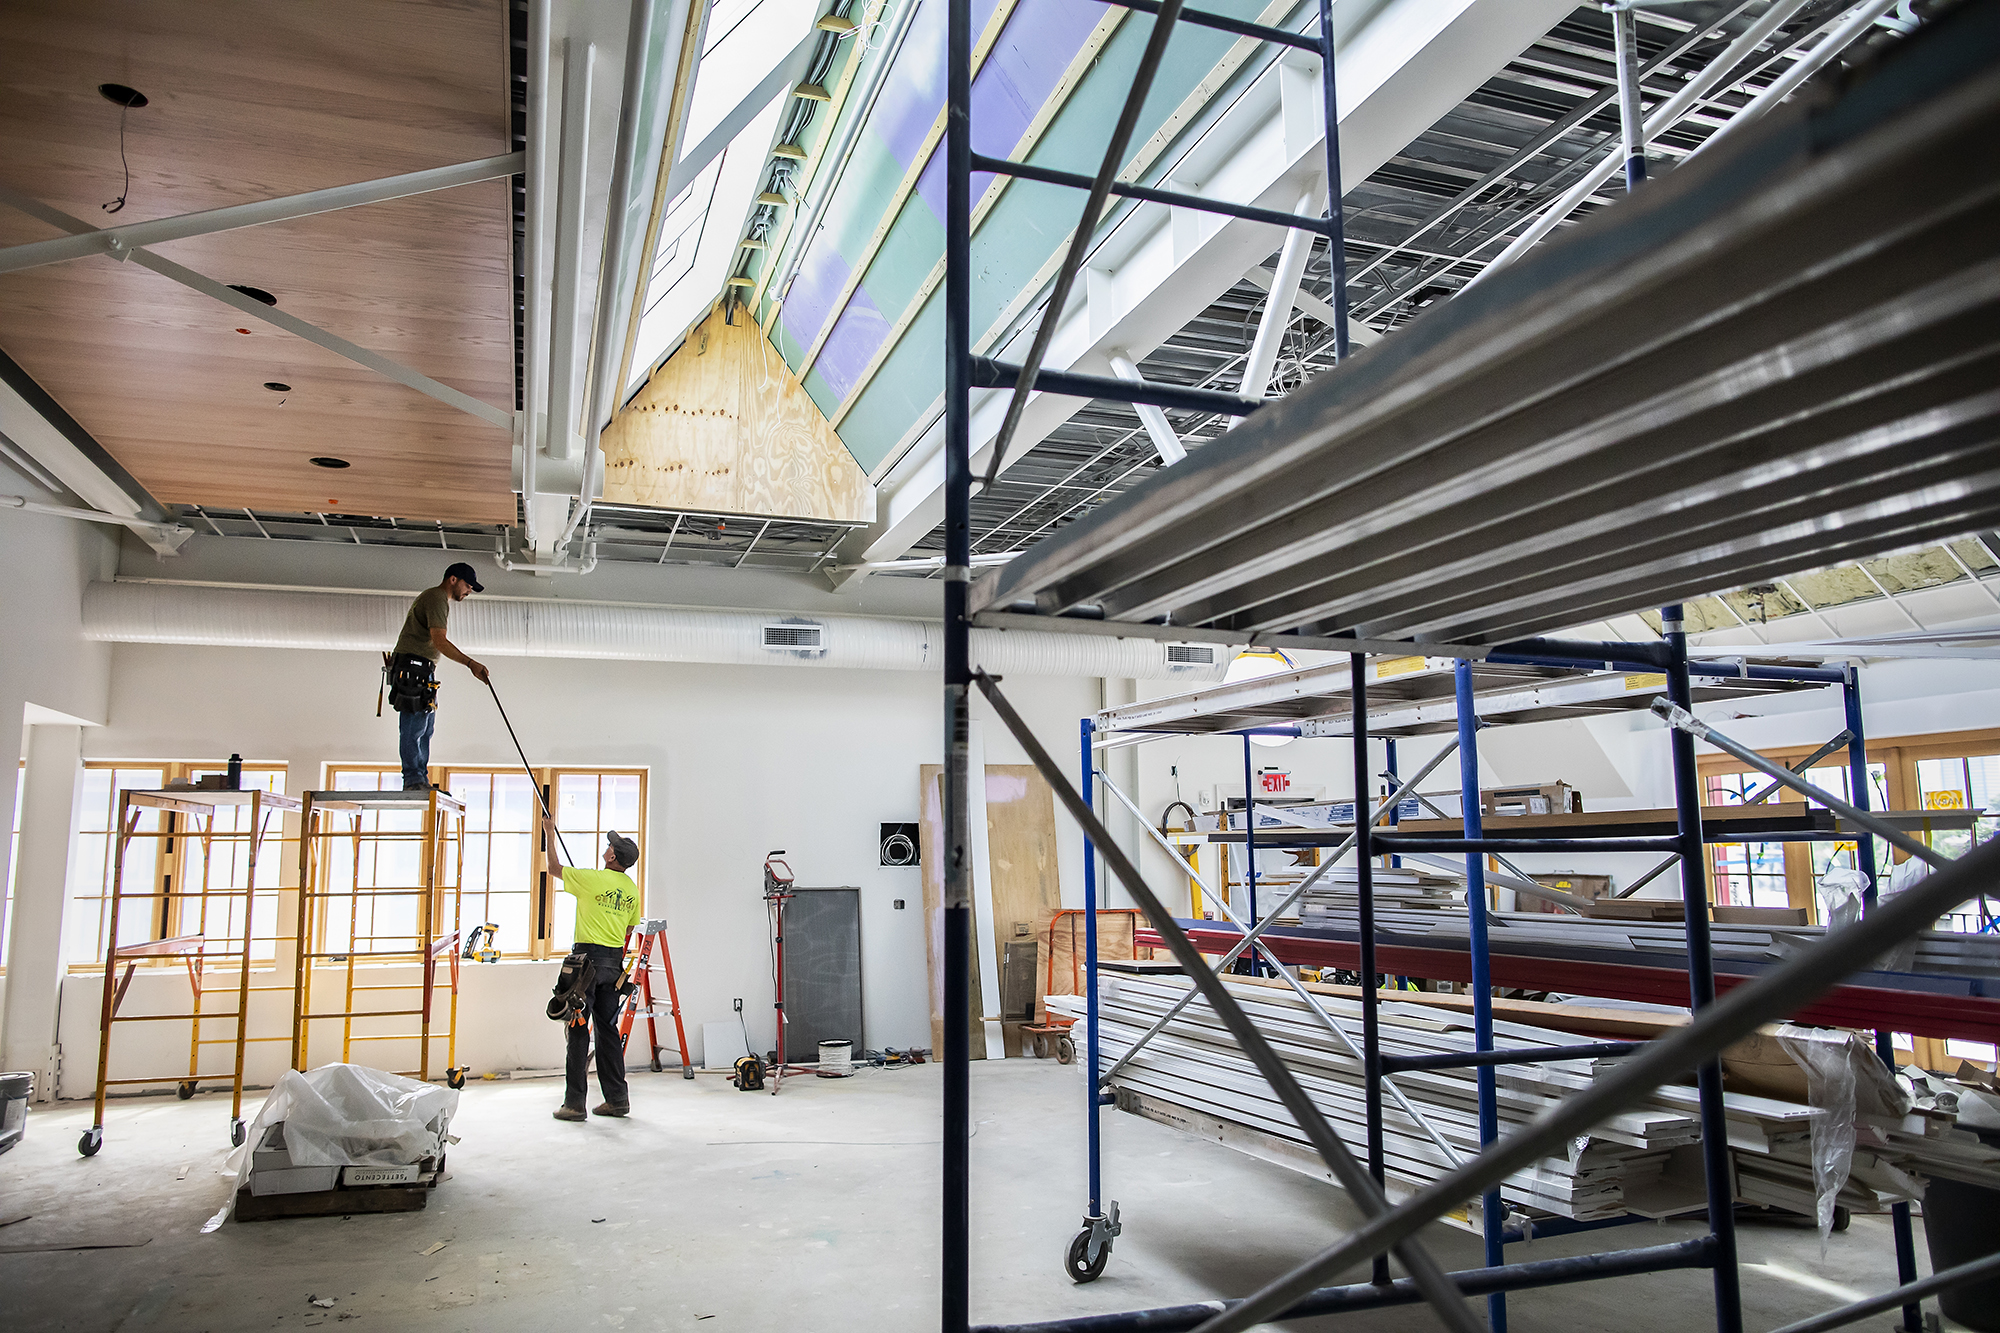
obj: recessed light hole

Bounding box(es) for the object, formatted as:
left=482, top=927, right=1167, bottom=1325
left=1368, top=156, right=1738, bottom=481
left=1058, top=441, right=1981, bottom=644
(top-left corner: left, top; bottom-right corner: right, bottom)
left=98, top=83, right=148, bottom=108
left=308, top=457, right=350, bottom=470
left=228, top=285, right=277, bottom=306
left=263, top=382, right=291, bottom=393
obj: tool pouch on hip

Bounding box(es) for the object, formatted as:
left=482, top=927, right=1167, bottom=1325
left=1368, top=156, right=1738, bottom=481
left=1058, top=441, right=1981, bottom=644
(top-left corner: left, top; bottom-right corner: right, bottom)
left=546, top=950, right=595, bottom=1024
left=387, top=655, right=439, bottom=714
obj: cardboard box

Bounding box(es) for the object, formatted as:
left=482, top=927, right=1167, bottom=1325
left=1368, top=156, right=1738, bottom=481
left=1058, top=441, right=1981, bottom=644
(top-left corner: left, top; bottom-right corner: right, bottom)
left=249, top=1125, right=341, bottom=1195
left=1482, top=782, right=1583, bottom=817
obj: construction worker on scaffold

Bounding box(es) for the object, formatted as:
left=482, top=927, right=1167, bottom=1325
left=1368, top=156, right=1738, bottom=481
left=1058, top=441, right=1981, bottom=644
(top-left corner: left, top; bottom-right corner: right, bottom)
left=384, top=562, right=490, bottom=790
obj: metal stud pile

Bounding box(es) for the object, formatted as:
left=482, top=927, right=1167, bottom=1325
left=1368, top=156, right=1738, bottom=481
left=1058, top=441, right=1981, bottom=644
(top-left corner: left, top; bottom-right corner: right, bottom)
left=1051, top=973, right=2000, bottom=1231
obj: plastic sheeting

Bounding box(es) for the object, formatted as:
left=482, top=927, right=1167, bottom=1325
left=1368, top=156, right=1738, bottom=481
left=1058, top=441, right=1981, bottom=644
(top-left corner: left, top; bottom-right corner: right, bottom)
left=205, top=1065, right=458, bottom=1231
left=1775, top=1024, right=1913, bottom=1250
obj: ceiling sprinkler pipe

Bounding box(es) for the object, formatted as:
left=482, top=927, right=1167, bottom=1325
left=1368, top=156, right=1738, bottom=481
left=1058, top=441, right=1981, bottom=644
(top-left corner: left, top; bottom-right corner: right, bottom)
left=80, top=580, right=1229, bottom=680
left=561, top=0, right=659, bottom=555
left=521, top=0, right=554, bottom=547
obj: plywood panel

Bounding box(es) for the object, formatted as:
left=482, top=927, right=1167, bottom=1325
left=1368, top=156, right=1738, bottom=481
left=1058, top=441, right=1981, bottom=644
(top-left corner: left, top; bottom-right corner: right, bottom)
left=982, top=764, right=1060, bottom=1055
left=0, top=0, right=515, bottom=523
left=601, top=305, right=873, bottom=522
left=919, top=763, right=1062, bottom=1058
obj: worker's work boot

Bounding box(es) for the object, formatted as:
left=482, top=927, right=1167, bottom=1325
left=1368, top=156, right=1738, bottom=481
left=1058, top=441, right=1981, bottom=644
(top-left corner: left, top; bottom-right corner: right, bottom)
left=592, top=1102, right=629, bottom=1118
left=553, top=1104, right=587, bottom=1122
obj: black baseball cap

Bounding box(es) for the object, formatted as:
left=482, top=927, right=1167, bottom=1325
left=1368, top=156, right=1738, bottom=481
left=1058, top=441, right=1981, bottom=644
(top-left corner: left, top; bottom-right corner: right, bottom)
left=444, top=561, right=485, bottom=592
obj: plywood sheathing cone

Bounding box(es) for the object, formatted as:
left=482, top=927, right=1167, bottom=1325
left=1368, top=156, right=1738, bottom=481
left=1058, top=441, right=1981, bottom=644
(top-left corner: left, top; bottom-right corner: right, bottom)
left=600, top=305, right=874, bottom=523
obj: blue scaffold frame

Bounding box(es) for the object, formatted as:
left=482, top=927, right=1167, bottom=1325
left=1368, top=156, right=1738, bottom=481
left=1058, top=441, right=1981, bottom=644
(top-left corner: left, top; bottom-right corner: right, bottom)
left=935, top=3, right=1976, bottom=1332
left=1059, top=629, right=1922, bottom=1333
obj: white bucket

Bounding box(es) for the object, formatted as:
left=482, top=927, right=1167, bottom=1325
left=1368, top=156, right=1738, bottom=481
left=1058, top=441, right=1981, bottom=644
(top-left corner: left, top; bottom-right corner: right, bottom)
left=816, top=1039, right=854, bottom=1077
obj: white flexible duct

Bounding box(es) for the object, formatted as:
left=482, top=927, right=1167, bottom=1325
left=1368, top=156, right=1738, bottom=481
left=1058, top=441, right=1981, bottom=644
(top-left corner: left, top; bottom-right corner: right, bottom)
left=82, top=581, right=1226, bottom=681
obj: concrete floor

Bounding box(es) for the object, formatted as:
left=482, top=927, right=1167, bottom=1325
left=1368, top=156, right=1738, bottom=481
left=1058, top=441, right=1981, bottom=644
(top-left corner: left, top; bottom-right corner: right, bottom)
left=0, top=1059, right=1963, bottom=1332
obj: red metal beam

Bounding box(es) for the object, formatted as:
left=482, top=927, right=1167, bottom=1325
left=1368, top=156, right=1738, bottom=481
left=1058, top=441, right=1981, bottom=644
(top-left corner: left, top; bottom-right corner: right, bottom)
left=1141, top=927, right=2000, bottom=1044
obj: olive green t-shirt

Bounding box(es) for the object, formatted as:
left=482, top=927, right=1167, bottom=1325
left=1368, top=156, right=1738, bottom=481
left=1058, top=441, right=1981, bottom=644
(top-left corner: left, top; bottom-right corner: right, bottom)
left=393, top=586, right=451, bottom=661
left=562, top=867, right=642, bottom=948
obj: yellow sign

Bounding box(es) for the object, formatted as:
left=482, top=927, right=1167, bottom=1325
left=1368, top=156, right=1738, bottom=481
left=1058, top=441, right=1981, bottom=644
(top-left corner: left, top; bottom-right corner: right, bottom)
left=1376, top=656, right=1428, bottom=678
left=1624, top=673, right=1668, bottom=691
left=1925, top=790, right=1967, bottom=810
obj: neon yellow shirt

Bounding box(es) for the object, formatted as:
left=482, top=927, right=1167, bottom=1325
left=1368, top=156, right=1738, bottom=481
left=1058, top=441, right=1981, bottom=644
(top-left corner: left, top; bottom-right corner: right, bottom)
left=561, top=867, right=641, bottom=948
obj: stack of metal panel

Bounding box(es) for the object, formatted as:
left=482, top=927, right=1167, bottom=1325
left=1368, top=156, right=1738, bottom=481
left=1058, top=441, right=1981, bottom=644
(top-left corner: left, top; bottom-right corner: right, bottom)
left=1051, top=972, right=2000, bottom=1231
left=1051, top=975, right=1699, bottom=1225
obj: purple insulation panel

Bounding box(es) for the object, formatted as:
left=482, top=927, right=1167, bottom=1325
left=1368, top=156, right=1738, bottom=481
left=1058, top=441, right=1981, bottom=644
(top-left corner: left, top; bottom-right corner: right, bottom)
left=915, top=0, right=1108, bottom=225
left=782, top=0, right=988, bottom=357
left=781, top=244, right=854, bottom=356
left=806, top=0, right=1107, bottom=400
left=817, top=289, right=894, bottom=402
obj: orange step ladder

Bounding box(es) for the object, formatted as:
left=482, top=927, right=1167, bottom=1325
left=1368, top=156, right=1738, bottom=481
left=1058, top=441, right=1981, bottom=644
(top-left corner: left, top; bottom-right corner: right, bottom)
left=618, top=919, right=693, bottom=1077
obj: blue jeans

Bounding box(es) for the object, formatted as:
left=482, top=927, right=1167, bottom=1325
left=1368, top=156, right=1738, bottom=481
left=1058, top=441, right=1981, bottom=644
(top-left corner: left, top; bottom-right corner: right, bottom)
left=398, top=707, right=435, bottom=789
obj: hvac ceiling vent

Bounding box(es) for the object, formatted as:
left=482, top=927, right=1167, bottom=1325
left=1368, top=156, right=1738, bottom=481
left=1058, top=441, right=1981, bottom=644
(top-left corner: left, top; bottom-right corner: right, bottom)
left=762, top=620, right=827, bottom=658
left=1165, top=643, right=1219, bottom=668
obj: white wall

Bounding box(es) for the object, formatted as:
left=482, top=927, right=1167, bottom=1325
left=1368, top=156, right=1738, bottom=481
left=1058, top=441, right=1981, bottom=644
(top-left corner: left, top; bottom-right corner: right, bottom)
left=50, top=638, right=1096, bottom=1093
left=0, top=454, right=118, bottom=1072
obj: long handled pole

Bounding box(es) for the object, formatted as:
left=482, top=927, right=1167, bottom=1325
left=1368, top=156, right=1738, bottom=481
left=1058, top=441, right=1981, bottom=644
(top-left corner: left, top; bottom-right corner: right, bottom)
left=485, top=678, right=575, bottom=865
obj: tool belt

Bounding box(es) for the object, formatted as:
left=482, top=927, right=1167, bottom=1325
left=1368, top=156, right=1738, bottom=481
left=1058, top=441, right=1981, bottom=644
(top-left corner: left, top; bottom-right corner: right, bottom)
left=385, top=652, right=439, bottom=715
left=547, top=949, right=595, bottom=1025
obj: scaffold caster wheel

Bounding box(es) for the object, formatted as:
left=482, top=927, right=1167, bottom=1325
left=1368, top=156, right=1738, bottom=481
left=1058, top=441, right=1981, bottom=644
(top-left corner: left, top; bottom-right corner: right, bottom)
left=1832, top=1205, right=1851, bottom=1233
left=1065, top=1202, right=1120, bottom=1284
left=1056, top=1035, right=1075, bottom=1065
left=1065, top=1229, right=1110, bottom=1283
left=78, top=1126, right=103, bottom=1157
left=447, top=1067, right=466, bottom=1090
left=176, top=1080, right=197, bottom=1100
left=230, top=1117, right=246, bottom=1147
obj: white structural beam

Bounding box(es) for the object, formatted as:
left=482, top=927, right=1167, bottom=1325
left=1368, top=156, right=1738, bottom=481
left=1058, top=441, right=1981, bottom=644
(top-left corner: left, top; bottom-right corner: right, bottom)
left=0, top=185, right=513, bottom=429
left=1239, top=265, right=1381, bottom=346
left=661, top=32, right=819, bottom=203
left=0, top=153, right=524, bottom=276
left=1688, top=0, right=1904, bottom=159
left=1238, top=185, right=1320, bottom=399
left=1, top=494, right=192, bottom=554
left=0, top=377, right=143, bottom=519
left=833, top=0, right=1576, bottom=586
left=1107, top=352, right=1186, bottom=465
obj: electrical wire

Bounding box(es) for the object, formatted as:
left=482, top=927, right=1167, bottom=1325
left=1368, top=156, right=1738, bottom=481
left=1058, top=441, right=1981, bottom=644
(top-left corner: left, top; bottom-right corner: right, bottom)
left=102, top=98, right=133, bottom=215
left=725, top=0, right=859, bottom=311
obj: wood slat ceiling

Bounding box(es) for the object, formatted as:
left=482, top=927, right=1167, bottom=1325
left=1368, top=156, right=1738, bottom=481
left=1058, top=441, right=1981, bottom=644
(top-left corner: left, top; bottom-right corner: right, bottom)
left=0, top=0, right=516, bottom=523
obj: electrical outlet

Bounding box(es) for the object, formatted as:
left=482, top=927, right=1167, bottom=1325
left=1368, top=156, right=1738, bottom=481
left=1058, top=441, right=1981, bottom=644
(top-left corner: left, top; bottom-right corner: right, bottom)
left=733, top=997, right=743, bottom=1013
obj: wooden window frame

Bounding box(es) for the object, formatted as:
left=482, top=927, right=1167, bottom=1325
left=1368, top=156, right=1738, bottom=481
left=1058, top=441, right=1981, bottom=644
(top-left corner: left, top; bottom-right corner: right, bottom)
left=67, top=760, right=290, bottom=971
left=1697, top=723, right=2000, bottom=924
left=322, top=762, right=647, bottom=961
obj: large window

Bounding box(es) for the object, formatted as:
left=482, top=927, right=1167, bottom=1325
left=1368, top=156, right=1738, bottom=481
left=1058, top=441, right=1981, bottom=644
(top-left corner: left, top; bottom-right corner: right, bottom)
left=547, top=771, right=645, bottom=949
left=67, top=763, right=288, bottom=966
left=322, top=764, right=645, bottom=959
left=1704, top=771, right=1793, bottom=908
left=1699, top=727, right=1998, bottom=929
